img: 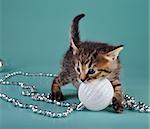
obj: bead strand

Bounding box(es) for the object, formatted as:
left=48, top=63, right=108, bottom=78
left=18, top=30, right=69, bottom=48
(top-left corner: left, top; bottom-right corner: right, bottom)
left=123, top=94, right=150, bottom=112
left=0, top=71, right=75, bottom=118
left=0, top=71, right=149, bottom=119
left=0, top=92, right=75, bottom=118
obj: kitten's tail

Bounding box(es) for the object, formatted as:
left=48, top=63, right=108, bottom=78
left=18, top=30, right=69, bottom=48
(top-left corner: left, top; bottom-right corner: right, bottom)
left=70, top=13, right=85, bottom=44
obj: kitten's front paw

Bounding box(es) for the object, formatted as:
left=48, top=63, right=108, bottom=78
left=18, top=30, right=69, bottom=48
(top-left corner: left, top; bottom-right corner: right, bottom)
left=112, top=97, right=124, bottom=113
left=51, top=92, right=66, bottom=101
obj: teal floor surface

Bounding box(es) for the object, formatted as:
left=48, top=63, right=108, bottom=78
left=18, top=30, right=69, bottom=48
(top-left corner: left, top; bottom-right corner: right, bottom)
left=0, top=0, right=149, bottom=128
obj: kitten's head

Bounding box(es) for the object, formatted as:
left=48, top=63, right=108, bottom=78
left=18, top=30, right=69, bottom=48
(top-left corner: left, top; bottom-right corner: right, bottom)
left=70, top=14, right=123, bottom=82
left=71, top=41, right=123, bottom=82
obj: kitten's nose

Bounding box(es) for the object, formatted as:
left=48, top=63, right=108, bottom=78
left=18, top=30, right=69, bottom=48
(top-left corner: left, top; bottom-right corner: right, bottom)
left=81, top=79, right=85, bottom=82
left=80, top=72, right=87, bottom=82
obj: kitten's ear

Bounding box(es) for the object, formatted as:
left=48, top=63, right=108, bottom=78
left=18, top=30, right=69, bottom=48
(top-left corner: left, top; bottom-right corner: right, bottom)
left=104, top=45, right=124, bottom=61
left=70, top=39, right=79, bottom=55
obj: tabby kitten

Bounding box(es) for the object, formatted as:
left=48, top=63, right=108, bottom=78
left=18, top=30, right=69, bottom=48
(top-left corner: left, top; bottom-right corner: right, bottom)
left=51, top=14, right=124, bottom=113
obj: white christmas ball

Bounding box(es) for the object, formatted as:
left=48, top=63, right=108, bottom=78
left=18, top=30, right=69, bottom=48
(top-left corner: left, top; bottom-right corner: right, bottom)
left=78, top=78, right=114, bottom=111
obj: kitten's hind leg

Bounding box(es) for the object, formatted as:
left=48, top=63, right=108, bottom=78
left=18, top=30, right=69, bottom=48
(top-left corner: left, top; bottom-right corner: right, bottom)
left=51, top=71, right=70, bottom=101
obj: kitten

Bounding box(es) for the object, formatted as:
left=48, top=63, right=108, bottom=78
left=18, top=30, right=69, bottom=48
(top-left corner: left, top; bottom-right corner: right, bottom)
left=51, top=14, right=124, bottom=113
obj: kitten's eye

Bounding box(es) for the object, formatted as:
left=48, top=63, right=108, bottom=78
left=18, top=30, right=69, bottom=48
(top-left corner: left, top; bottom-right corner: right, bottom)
left=77, top=67, right=80, bottom=72
left=88, top=69, right=95, bottom=74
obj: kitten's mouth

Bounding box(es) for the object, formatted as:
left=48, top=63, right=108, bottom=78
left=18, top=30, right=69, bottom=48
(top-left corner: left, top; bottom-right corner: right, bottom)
left=77, top=78, right=91, bottom=84
left=77, top=78, right=87, bottom=83
left=78, top=77, right=107, bottom=84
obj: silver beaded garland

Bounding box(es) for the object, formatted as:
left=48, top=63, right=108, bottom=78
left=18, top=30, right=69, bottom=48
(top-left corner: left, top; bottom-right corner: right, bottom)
left=0, top=71, right=75, bottom=118
left=0, top=71, right=149, bottom=119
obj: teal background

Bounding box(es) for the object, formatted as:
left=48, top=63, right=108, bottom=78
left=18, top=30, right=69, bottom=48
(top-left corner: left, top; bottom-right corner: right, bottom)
left=0, top=0, right=149, bottom=129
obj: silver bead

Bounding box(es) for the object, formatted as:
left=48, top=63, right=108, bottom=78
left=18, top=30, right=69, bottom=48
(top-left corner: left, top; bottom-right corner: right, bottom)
left=10, top=73, right=14, bottom=76
left=66, top=109, right=70, bottom=114
left=46, top=73, right=49, bottom=77
left=146, top=108, right=150, bottom=112
left=22, top=91, right=26, bottom=96
left=139, top=108, right=145, bottom=112
left=18, top=71, right=22, bottom=74
left=56, top=113, right=62, bottom=118
left=125, top=94, right=129, bottom=98
left=23, top=104, right=29, bottom=108
left=47, top=93, right=51, bottom=96
left=51, top=112, right=56, bottom=117
left=18, top=103, right=24, bottom=108
left=28, top=104, right=33, bottom=108
left=36, top=109, right=42, bottom=114
left=30, top=92, right=36, bottom=96
left=39, top=96, right=44, bottom=101
left=62, top=112, right=68, bottom=117
left=12, top=101, right=18, bottom=106
left=7, top=73, right=11, bottom=76
left=69, top=108, right=74, bottom=112
left=5, top=81, right=10, bottom=85
left=4, top=76, right=9, bottom=79
left=2, top=81, right=6, bottom=84
left=67, top=107, right=73, bottom=113
left=18, top=82, right=24, bottom=86
left=7, top=98, right=13, bottom=102
left=132, top=104, right=137, bottom=108
left=71, top=104, right=77, bottom=109
left=31, top=96, right=38, bottom=100
left=49, top=73, right=53, bottom=77
left=46, top=99, right=52, bottom=103
left=1, top=94, right=6, bottom=98
left=42, top=96, right=47, bottom=101
left=39, top=73, right=43, bottom=76
left=130, top=96, right=134, bottom=100
left=53, top=100, right=60, bottom=105
left=144, top=105, right=149, bottom=109
left=0, top=79, right=3, bottom=82
left=46, top=111, right=52, bottom=117
left=25, top=73, right=29, bottom=76
left=32, top=85, right=36, bottom=89
left=32, top=106, right=38, bottom=112
left=5, top=96, right=9, bottom=101
left=21, top=91, right=26, bottom=96
left=56, top=101, right=61, bottom=106
left=53, top=100, right=57, bottom=103
left=13, top=72, right=17, bottom=75
left=41, top=93, right=45, bottom=97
